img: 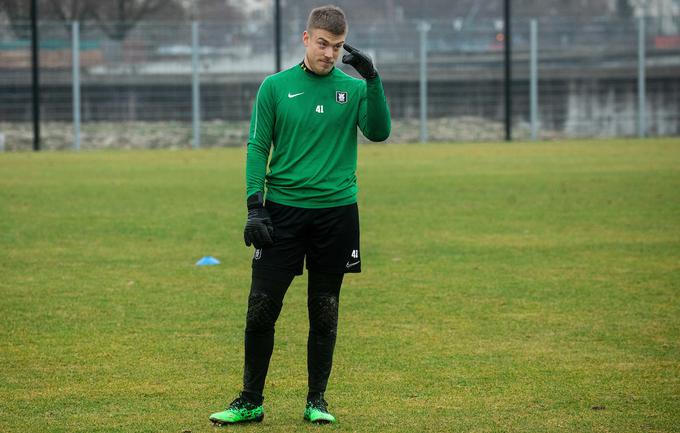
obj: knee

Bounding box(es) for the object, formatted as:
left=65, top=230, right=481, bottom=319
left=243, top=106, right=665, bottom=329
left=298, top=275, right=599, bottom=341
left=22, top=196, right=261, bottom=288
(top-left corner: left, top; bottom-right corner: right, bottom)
left=246, top=293, right=282, bottom=334
left=308, top=295, right=339, bottom=336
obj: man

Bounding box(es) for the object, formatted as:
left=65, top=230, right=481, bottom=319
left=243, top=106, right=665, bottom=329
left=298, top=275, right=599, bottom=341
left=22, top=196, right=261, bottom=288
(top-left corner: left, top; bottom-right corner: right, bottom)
left=209, top=5, right=390, bottom=426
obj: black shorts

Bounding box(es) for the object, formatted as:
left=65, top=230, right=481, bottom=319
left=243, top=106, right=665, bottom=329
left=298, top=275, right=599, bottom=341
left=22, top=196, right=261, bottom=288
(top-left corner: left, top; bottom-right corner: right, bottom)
left=252, top=201, right=361, bottom=275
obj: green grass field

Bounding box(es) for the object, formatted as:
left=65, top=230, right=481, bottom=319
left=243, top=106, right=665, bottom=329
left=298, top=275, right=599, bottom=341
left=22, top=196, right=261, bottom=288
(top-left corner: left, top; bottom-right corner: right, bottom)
left=1, top=139, right=679, bottom=433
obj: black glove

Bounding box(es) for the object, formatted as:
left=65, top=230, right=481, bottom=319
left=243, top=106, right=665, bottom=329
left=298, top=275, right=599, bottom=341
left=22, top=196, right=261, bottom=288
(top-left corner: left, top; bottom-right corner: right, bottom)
left=342, top=43, right=378, bottom=79
left=243, top=192, right=274, bottom=248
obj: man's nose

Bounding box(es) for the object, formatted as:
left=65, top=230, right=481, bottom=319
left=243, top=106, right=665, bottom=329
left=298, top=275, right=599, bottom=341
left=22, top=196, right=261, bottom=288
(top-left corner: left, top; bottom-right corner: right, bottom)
left=324, top=47, right=334, bottom=58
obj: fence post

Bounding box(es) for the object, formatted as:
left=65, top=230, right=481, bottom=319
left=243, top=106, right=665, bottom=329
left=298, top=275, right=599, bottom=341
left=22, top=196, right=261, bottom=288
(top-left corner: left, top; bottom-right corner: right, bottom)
left=274, top=0, right=282, bottom=72
left=504, top=0, right=512, bottom=141
left=72, top=21, right=81, bottom=151
left=417, top=21, right=431, bottom=143
left=530, top=19, right=538, bottom=141
left=191, top=21, right=201, bottom=149
left=638, top=16, right=646, bottom=138
left=30, top=0, right=40, bottom=151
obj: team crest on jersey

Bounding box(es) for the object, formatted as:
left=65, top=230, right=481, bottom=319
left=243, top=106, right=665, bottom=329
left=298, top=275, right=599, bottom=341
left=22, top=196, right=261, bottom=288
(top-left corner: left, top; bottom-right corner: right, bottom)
left=336, top=91, right=348, bottom=104
left=254, top=249, right=262, bottom=260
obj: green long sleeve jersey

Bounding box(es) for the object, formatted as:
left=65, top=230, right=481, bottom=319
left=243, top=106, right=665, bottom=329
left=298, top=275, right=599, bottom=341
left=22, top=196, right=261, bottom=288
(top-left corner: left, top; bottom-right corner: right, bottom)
left=245, top=63, right=391, bottom=208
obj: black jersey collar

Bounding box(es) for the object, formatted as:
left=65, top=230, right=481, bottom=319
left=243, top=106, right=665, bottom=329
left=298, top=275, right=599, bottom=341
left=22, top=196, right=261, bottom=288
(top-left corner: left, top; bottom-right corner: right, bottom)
left=300, top=60, right=334, bottom=77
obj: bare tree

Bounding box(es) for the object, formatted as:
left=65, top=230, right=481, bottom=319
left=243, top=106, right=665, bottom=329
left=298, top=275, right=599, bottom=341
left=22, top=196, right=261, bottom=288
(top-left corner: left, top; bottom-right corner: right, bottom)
left=0, top=0, right=38, bottom=38
left=191, top=0, right=243, bottom=21
left=0, top=0, right=186, bottom=38
left=44, top=0, right=93, bottom=21
left=617, top=0, right=635, bottom=17
left=0, top=0, right=91, bottom=36
left=41, top=0, right=97, bottom=35
left=280, top=0, right=630, bottom=21
left=90, top=0, right=184, bottom=41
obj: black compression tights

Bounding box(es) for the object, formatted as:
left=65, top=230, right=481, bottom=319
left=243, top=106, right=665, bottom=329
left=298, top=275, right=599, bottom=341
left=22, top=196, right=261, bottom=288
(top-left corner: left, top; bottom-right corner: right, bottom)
left=242, top=270, right=343, bottom=404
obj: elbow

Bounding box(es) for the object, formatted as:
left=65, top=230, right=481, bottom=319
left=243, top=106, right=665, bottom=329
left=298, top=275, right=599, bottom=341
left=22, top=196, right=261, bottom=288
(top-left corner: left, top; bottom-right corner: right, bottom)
left=367, top=128, right=390, bottom=142
left=369, top=133, right=390, bottom=142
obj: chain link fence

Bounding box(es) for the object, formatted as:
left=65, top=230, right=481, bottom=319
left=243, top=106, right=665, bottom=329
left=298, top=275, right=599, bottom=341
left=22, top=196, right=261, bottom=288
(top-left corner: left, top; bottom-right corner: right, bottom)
left=0, top=16, right=679, bottom=150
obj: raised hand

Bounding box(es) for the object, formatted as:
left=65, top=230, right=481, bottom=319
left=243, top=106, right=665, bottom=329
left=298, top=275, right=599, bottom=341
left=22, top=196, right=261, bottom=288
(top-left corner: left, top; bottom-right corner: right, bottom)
left=342, top=43, right=378, bottom=79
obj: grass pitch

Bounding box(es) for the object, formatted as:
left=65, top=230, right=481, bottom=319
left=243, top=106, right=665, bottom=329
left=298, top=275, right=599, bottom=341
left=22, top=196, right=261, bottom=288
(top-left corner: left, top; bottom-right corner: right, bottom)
left=1, top=138, right=679, bottom=433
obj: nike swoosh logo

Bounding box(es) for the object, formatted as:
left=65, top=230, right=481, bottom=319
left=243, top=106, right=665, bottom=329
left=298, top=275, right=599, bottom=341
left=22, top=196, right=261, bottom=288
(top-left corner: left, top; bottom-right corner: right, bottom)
left=345, top=261, right=360, bottom=268
left=288, top=92, right=304, bottom=98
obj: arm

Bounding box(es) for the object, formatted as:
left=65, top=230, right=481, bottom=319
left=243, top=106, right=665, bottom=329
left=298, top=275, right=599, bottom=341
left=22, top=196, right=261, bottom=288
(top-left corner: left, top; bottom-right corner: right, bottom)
left=243, top=78, right=275, bottom=248
left=358, top=76, right=391, bottom=142
left=245, top=78, right=275, bottom=199
left=343, top=43, right=391, bottom=142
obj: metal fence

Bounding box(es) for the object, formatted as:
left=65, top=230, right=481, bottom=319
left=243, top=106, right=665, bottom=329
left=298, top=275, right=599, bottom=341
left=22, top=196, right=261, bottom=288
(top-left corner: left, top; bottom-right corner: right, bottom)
left=0, top=16, right=679, bottom=150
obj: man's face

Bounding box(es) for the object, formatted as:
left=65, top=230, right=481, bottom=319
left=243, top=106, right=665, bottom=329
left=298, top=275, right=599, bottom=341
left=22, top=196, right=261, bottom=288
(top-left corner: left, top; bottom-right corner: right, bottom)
left=303, top=28, right=346, bottom=75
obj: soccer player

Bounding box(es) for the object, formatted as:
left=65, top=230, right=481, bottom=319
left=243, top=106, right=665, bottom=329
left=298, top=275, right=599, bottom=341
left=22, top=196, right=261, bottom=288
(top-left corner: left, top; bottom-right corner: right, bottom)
left=209, top=5, right=390, bottom=426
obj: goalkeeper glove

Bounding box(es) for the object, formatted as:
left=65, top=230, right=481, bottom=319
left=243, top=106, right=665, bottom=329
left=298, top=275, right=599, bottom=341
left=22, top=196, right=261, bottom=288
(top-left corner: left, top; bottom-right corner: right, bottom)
left=243, top=192, right=274, bottom=248
left=342, top=43, right=378, bottom=79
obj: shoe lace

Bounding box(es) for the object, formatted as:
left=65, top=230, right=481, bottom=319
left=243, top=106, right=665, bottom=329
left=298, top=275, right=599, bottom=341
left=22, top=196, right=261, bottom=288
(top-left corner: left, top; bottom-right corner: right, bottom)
left=309, top=398, right=329, bottom=412
left=228, top=396, right=254, bottom=410
left=227, top=397, right=242, bottom=409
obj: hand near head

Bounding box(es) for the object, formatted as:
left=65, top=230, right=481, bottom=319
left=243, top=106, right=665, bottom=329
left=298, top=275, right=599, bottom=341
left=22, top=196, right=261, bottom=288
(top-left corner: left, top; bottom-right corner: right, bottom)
left=342, top=43, right=378, bottom=79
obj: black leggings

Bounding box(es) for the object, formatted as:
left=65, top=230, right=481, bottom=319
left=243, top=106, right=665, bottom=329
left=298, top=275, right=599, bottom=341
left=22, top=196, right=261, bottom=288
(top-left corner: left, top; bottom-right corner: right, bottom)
left=242, top=269, right=343, bottom=403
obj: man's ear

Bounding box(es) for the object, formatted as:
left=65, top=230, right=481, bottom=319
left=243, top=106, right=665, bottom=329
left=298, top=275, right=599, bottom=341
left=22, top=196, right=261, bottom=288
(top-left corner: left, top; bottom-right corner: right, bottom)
left=302, top=30, right=310, bottom=47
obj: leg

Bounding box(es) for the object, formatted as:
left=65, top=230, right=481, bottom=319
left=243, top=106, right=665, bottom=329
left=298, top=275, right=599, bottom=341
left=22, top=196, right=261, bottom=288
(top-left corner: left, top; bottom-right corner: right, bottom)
left=242, top=269, right=294, bottom=404
left=211, top=201, right=307, bottom=424
left=306, top=270, right=344, bottom=400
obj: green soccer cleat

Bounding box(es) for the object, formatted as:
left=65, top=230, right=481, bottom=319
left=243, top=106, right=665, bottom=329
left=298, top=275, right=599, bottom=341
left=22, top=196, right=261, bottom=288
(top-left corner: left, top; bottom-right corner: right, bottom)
left=303, top=397, right=336, bottom=424
left=209, top=395, right=264, bottom=425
